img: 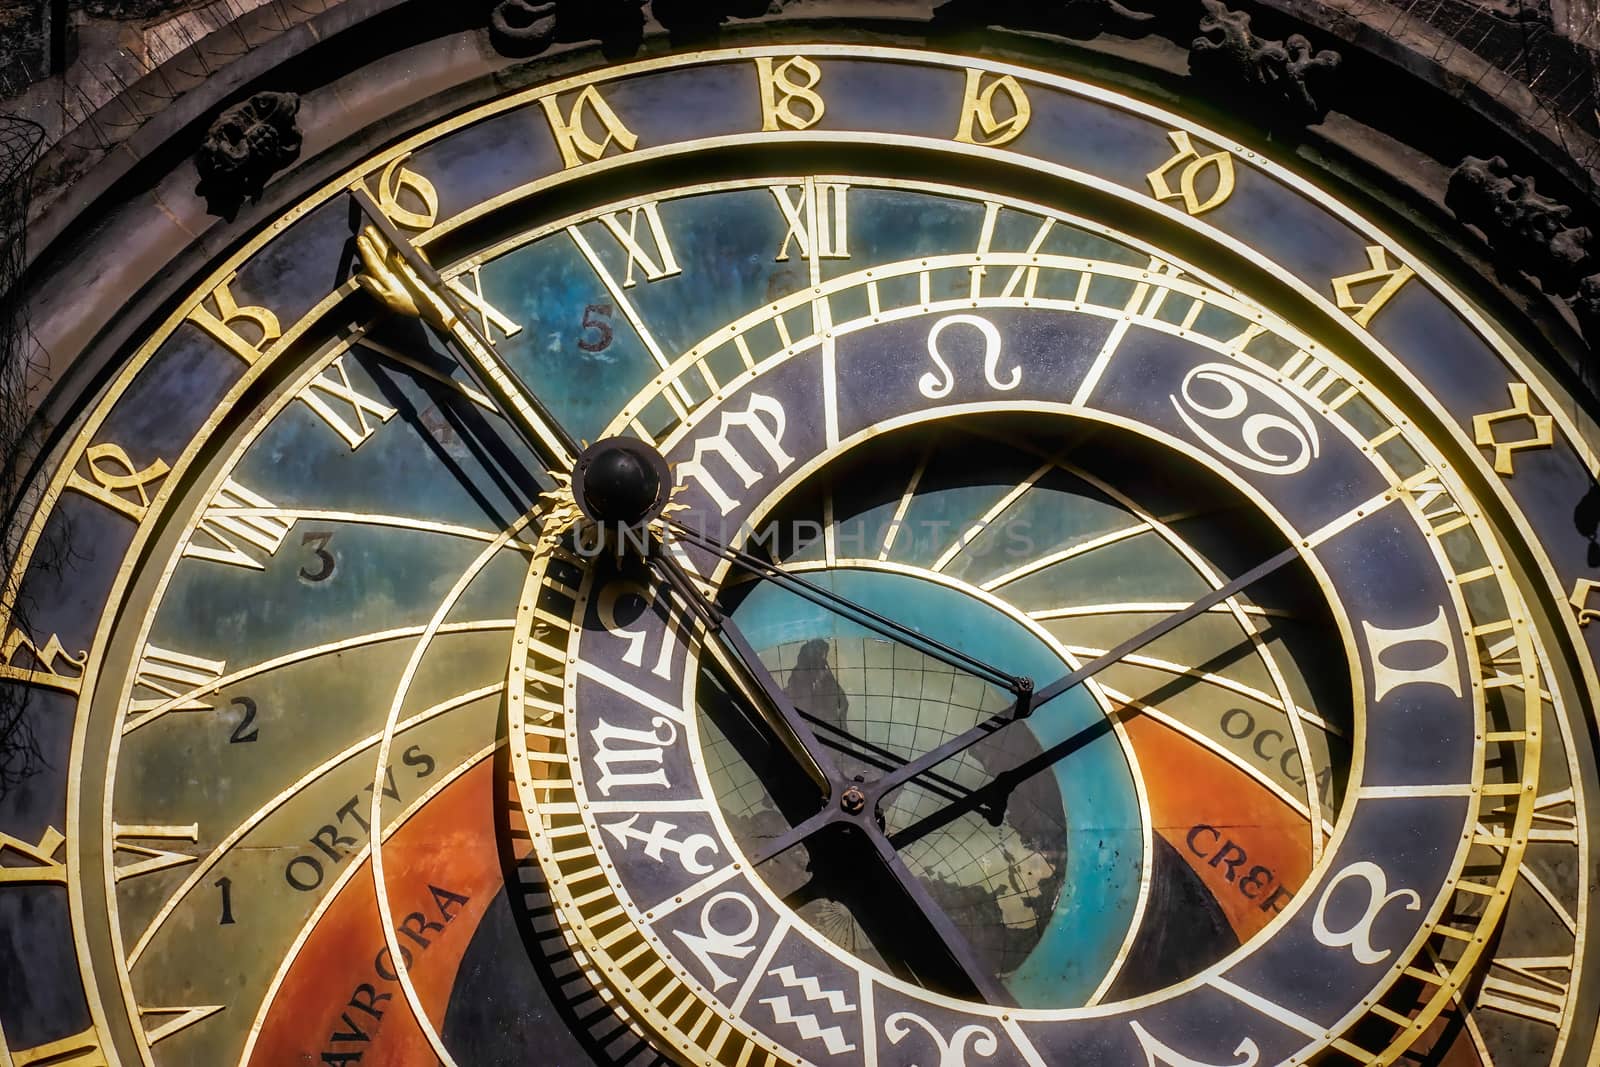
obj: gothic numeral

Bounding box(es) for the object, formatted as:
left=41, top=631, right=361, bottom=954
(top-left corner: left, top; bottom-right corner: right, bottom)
left=954, top=69, right=1031, bottom=147
left=1331, top=245, right=1415, bottom=328
left=64, top=442, right=170, bottom=522
left=112, top=823, right=200, bottom=882
left=771, top=182, right=850, bottom=261
left=297, top=355, right=397, bottom=450
left=0, top=826, right=67, bottom=884
left=1146, top=130, right=1237, bottom=216
left=373, top=154, right=439, bottom=231
left=1360, top=608, right=1464, bottom=701
left=1472, top=382, right=1554, bottom=476
left=0, top=627, right=88, bottom=694
left=187, top=273, right=281, bottom=365
left=755, top=56, right=826, bottom=131
left=540, top=85, right=638, bottom=168
left=183, top=478, right=293, bottom=570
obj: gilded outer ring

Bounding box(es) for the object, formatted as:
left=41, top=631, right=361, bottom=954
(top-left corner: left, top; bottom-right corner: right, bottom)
left=1, top=49, right=1567, bottom=1065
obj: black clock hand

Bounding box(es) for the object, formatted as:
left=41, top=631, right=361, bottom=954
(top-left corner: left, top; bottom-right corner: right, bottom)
left=749, top=541, right=1303, bottom=867
left=349, top=185, right=580, bottom=471
left=665, top=519, right=1035, bottom=706
left=648, top=540, right=847, bottom=794
left=646, top=533, right=1010, bottom=1006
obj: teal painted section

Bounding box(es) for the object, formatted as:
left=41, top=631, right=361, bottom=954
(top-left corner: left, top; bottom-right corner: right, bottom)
left=731, top=566, right=1143, bottom=1007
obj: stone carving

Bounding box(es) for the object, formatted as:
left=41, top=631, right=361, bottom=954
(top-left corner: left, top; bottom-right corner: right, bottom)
left=1447, top=155, right=1593, bottom=297
left=1569, top=274, right=1600, bottom=348
left=929, top=0, right=1158, bottom=40
left=488, top=0, right=645, bottom=59
left=1189, top=0, right=1341, bottom=125
left=652, top=0, right=785, bottom=42
left=194, top=91, right=302, bottom=217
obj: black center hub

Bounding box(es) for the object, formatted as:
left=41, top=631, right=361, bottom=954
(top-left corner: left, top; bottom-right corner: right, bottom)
left=572, top=437, right=673, bottom=527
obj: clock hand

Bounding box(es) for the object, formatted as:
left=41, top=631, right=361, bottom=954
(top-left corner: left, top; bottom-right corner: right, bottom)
left=865, top=542, right=1302, bottom=801
left=648, top=538, right=847, bottom=794
left=641, top=524, right=1009, bottom=1005
left=749, top=541, right=1303, bottom=867
left=665, top=518, right=1035, bottom=706
left=348, top=185, right=580, bottom=471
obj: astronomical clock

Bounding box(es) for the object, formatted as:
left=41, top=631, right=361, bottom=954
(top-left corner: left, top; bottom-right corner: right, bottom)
left=1, top=7, right=1597, bottom=1067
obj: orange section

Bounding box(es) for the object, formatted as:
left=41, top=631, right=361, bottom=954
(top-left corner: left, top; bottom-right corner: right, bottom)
left=249, top=758, right=507, bottom=1066
left=1124, top=716, right=1313, bottom=941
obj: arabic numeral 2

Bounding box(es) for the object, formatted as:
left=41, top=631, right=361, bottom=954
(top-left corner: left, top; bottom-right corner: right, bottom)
left=229, top=696, right=259, bottom=743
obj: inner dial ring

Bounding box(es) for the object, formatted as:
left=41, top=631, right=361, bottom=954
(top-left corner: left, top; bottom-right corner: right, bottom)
left=509, top=242, right=1532, bottom=1066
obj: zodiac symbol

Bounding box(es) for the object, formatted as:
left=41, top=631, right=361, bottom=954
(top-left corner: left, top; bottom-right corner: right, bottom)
left=1312, top=860, right=1421, bottom=964
left=919, top=314, right=1020, bottom=400
left=884, top=1011, right=998, bottom=1067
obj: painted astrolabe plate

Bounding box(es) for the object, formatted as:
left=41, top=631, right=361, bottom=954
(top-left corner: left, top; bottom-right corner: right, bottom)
left=509, top=245, right=1535, bottom=1067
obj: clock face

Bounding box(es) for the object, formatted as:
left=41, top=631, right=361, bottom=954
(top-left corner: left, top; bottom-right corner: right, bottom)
left=0, top=46, right=1593, bottom=1067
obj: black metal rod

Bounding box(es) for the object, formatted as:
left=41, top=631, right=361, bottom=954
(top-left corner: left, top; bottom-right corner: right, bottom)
left=348, top=184, right=582, bottom=466
left=666, top=520, right=1031, bottom=695
left=865, top=543, right=1303, bottom=804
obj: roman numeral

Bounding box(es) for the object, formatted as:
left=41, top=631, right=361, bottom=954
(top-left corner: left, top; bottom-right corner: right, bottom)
left=1397, top=468, right=1470, bottom=536
left=125, top=645, right=227, bottom=732
left=771, top=181, right=850, bottom=261
left=1279, top=349, right=1360, bottom=411
left=443, top=265, right=522, bottom=343
left=183, top=478, right=293, bottom=569
left=297, top=355, right=398, bottom=450
left=112, top=823, right=199, bottom=882
left=11, top=1028, right=106, bottom=1066
left=972, top=202, right=1053, bottom=299
left=142, top=1004, right=225, bottom=1045
left=1478, top=954, right=1572, bottom=1027
left=1528, top=787, right=1579, bottom=845
left=593, top=203, right=681, bottom=287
